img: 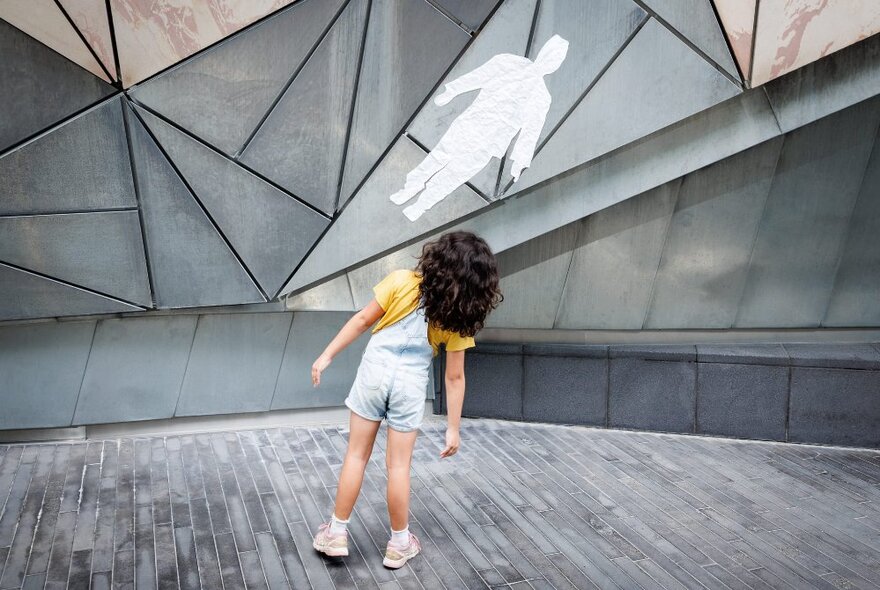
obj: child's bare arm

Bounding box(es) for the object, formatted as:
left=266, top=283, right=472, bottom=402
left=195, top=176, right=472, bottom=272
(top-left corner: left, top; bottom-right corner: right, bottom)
left=441, top=350, right=465, bottom=458
left=311, top=300, right=385, bottom=386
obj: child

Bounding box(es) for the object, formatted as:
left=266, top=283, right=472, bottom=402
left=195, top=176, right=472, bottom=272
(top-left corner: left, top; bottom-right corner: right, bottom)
left=310, top=231, right=502, bottom=569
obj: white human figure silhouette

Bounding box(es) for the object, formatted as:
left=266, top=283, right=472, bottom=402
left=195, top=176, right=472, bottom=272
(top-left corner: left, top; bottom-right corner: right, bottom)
left=390, top=35, right=569, bottom=221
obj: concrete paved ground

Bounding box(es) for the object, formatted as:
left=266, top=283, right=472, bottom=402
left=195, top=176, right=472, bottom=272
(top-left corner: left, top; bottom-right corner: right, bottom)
left=0, top=418, right=878, bottom=589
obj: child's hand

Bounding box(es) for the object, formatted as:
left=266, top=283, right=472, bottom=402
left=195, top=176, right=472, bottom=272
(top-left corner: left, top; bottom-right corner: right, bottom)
left=440, top=428, right=460, bottom=458
left=311, top=354, right=332, bottom=387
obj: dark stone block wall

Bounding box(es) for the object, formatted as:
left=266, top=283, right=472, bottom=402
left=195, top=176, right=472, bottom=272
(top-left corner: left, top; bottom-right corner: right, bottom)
left=439, top=342, right=880, bottom=449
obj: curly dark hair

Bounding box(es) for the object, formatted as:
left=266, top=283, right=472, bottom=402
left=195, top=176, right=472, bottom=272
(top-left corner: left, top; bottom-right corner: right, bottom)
left=415, top=231, right=503, bottom=338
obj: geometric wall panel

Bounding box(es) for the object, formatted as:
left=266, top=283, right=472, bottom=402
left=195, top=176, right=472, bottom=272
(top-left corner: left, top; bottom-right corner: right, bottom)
left=125, top=106, right=264, bottom=308
left=272, top=311, right=369, bottom=411
left=286, top=274, right=354, bottom=311
left=762, top=32, right=880, bottom=133
left=431, top=0, right=500, bottom=32
left=239, top=0, right=368, bottom=215
left=136, top=107, right=329, bottom=297
left=175, top=313, right=292, bottom=417
left=0, top=0, right=112, bottom=82
left=644, top=137, right=783, bottom=329
left=407, top=0, right=539, bottom=198
left=712, top=0, right=757, bottom=77
left=108, top=0, right=297, bottom=86
left=734, top=96, right=880, bottom=327
left=639, top=0, right=739, bottom=80
left=131, top=0, right=345, bottom=155
left=527, top=0, right=647, bottom=146
left=58, top=0, right=118, bottom=80
left=484, top=221, right=579, bottom=329
left=516, top=18, right=741, bottom=194
left=0, top=19, right=113, bottom=152
left=73, top=316, right=198, bottom=425
left=0, top=263, right=141, bottom=321
left=0, top=211, right=151, bottom=306
left=286, top=87, right=785, bottom=303
left=823, top=125, right=880, bottom=327
left=554, top=181, right=680, bottom=330
left=751, top=0, right=880, bottom=87
left=283, top=136, right=487, bottom=293
left=339, top=0, right=471, bottom=207
left=0, top=321, right=95, bottom=430
left=0, top=97, right=135, bottom=216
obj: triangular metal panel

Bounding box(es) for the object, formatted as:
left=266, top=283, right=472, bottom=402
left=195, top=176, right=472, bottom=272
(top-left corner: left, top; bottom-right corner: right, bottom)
left=239, top=0, right=368, bottom=215
left=408, top=0, right=539, bottom=199
left=0, top=97, right=136, bottom=215
left=751, top=0, right=880, bottom=86
left=131, top=0, right=345, bottom=155
left=0, top=19, right=114, bottom=153
left=109, top=0, right=299, bottom=86
left=126, top=104, right=264, bottom=308
left=514, top=19, right=741, bottom=195
left=431, top=0, right=500, bottom=32
left=0, top=0, right=112, bottom=82
left=527, top=0, right=647, bottom=146
left=136, top=106, right=330, bottom=297
left=712, top=0, right=756, bottom=78
left=281, top=135, right=486, bottom=294
left=58, top=0, right=119, bottom=80
left=640, top=0, right=740, bottom=80
left=0, top=263, right=140, bottom=321
left=338, top=0, right=470, bottom=208
left=0, top=211, right=151, bottom=306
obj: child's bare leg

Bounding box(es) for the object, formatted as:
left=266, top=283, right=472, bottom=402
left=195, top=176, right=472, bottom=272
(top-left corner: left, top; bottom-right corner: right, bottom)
left=333, top=412, right=381, bottom=519
left=385, top=427, right=418, bottom=530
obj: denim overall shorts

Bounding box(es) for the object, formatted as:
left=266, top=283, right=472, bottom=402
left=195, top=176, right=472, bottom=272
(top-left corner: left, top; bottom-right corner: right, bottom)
left=345, top=305, right=433, bottom=432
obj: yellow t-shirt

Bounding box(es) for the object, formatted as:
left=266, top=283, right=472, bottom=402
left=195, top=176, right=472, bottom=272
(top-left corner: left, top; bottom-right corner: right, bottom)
left=371, top=269, right=475, bottom=357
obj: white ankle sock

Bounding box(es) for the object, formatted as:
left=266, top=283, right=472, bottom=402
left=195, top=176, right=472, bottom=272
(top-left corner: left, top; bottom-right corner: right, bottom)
left=390, top=527, right=409, bottom=545
left=329, top=513, right=350, bottom=535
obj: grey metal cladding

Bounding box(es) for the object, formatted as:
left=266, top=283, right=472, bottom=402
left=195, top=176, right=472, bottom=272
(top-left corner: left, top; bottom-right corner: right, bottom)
left=0, top=321, right=95, bottom=430
left=485, top=220, right=578, bottom=329
left=644, top=137, right=783, bottom=329
left=430, top=0, right=499, bottom=31
left=0, top=263, right=140, bottom=321
left=637, top=0, right=739, bottom=80
left=734, top=97, right=880, bottom=328
left=339, top=0, right=470, bottom=207
left=763, top=33, right=880, bottom=133
left=240, top=0, right=368, bottom=215
left=0, top=19, right=114, bottom=153
left=125, top=104, right=264, bottom=308
left=286, top=274, right=355, bottom=311
left=554, top=180, right=680, bottom=330
left=0, top=97, right=135, bottom=215
left=131, top=0, right=347, bottom=155
left=527, top=0, right=646, bottom=146
left=272, top=311, right=370, bottom=411
left=136, top=107, right=329, bottom=296
left=824, top=126, right=880, bottom=327
left=408, top=0, right=538, bottom=198
left=175, top=313, right=292, bottom=417
left=347, top=241, right=426, bottom=308
left=283, top=136, right=486, bottom=293
left=0, top=211, right=151, bottom=306
left=517, top=18, right=740, bottom=195
left=73, top=316, right=198, bottom=425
